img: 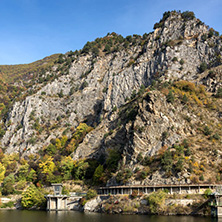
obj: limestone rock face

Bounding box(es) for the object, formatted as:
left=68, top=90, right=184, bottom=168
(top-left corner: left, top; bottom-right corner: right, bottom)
left=1, top=11, right=222, bottom=161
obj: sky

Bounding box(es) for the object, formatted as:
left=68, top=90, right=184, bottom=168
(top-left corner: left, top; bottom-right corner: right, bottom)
left=0, top=0, right=221, bottom=65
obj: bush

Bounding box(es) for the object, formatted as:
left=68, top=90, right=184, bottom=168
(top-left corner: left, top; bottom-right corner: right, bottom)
left=131, top=190, right=138, bottom=199
left=215, top=87, right=222, bottom=98
left=179, top=59, right=185, bottom=65
left=203, top=188, right=212, bottom=199
left=172, top=57, right=178, bottom=62
left=21, top=184, right=46, bottom=209
left=79, top=197, right=87, bottom=206
left=147, top=190, right=167, bottom=214
left=86, top=189, right=97, bottom=200
left=81, top=81, right=88, bottom=89
left=199, top=174, right=204, bottom=181
left=199, top=62, right=207, bottom=73
left=212, top=133, right=220, bottom=140
left=181, top=11, right=195, bottom=21
left=203, top=126, right=212, bottom=136
left=0, top=201, right=14, bottom=208
left=166, top=90, right=174, bottom=103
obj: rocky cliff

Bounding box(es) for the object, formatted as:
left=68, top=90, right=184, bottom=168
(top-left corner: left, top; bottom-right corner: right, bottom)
left=0, top=11, right=222, bottom=186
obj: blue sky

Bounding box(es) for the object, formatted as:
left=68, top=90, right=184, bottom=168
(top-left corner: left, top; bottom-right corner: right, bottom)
left=0, top=0, right=221, bottom=65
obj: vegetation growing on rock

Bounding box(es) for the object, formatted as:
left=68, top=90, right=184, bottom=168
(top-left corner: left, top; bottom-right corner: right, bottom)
left=0, top=10, right=221, bottom=200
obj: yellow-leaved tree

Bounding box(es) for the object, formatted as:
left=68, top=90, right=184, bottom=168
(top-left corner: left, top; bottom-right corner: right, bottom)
left=39, top=156, right=55, bottom=183
left=0, top=162, right=6, bottom=182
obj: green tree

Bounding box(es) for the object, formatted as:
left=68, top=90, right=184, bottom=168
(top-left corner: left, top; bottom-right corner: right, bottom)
left=93, top=164, right=104, bottom=184
left=106, top=148, right=121, bottom=172
left=2, top=174, right=15, bottom=195
left=21, top=184, right=46, bottom=209
left=161, top=150, right=173, bottom=174
left=73, top=160, right=89, bottom=180
left=59, top=156, right=74, bottom=180
left=17, top=163, right=29, bottom=181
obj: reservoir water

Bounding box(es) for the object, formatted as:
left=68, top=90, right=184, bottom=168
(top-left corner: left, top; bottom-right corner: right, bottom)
left=0, top=210, right=220, bottom=222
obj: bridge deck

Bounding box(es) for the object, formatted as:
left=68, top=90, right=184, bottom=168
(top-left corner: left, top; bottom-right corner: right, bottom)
left=98, top=184, right=217, bottom=195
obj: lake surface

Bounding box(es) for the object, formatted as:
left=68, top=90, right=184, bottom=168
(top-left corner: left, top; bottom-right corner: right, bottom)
left=0, top=210, right=219, bottom=222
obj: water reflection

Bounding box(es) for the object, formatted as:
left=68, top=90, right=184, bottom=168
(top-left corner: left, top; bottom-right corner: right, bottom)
left=0, top=210, right=214, bottom=222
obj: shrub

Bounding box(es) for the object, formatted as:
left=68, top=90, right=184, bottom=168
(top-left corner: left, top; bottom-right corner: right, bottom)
left=199, top=62, right=207, bottom=73
left=21, top=184, right=46, bottom=209
left=162, top=131, right=168, bottom=140
left=179, top=59, right=185, bottom=65
left=215, top=87, right=222, bottom=98
left=174, top=80, right=196, bottom=92
left=203, top=126, right=212, bottom=136
left=166, top=90, right=174, bottom=103
left=81, top=81, right=88, bottom=89
left=199, top=174, right=204, bottom=181
left=86, top=189, right=97, bottom=200
left=181, top=11, right=195, bottom=21
left=79, top=197, right=87, bottom=206
left=201, top=34, right=207, bottom=41
left=58, top=90, right=64, bottom=98
left=0, top=201, right=14, bottom=208
left=172, top=57, right=178, bottom=62
left=62, top=186, right=69, bottom=195
left=181, top=94, right=188, bottom=104
left=104, top=44, right=111, bottom=53
left=147, top=190, right=167, bottom=214
left=175, top=158, right=184, bottom=172
left=212, top=133, right=220, bottom=140
left=112, top=106, right=117, bottom=112
left=203, top=188, right=212, bottom=199
left=131, top=190, right=138, bottom=199
left=136, top=152, right=143, bottom=163
left=140, top=170, right=148, bottom=180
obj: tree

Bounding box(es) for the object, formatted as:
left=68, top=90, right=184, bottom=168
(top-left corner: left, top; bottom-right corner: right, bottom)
left=161, top=150, right=173, bottom=174
left=0, top=162, right=5, bottom=182
left=17, top=163, right=29, bottom=181
left=72, top=160, right=89, bottom=180
left=93, top=165, right=104, bottom=184
left=21, top=184, right=46, bottom=209
left=2, top=174, right=15, bottom=195
left=106, top=148, right=121, bottom=172
left=59, top=156, right=74, bottom=180
left=38, top=156, right=55, bottom=183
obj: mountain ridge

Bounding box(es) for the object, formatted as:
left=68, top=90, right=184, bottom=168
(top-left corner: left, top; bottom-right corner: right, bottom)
left=0, top=10, right=221, bottom=188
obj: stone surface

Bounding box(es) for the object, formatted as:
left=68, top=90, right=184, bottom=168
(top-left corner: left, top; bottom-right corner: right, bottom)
left=1, top=12, right=221, bottom=181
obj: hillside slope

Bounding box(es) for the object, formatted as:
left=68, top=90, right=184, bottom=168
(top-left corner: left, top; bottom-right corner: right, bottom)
left=0, top=11, right=221, bottom=187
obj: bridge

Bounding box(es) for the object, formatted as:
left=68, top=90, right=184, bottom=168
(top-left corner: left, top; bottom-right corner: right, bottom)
left=98, top=184, right=215, bottom=195
left=46, top=183, right=220, bottom=215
